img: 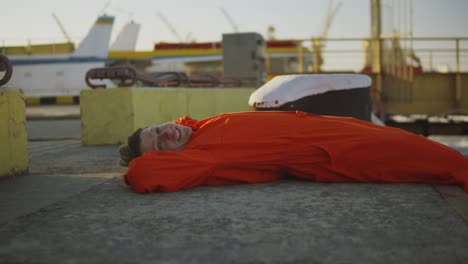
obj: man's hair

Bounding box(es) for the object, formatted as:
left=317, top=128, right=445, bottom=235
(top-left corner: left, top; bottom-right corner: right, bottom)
left=119, top=128, right=144, bottom=166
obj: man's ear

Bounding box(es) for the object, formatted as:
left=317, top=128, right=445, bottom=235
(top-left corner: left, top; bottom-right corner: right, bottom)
left=119, top=144, right=133, bottom=166
left=119, top=159, right=129, bottom=167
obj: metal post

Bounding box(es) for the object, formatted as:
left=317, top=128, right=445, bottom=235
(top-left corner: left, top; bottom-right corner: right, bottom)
left=312, top=39, right=321, bottom=73
left=371, top=0, right=382, bottom=75
left=265, top=52, right=271, bottom=81
left=429, top=50, right=433, bottom=72
left=265, top=53, right=271, bottom=81
left=371, top=0, right=383, bottom=117
left=455, top=38, right=462, bottom=110
left=409, top=0, right=414, bottom=80
left=298, top=40, right=304, bottom=73
left=456, top=39, right=461, bottom=73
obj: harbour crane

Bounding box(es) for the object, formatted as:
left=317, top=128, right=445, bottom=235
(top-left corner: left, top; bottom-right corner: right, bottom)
left=312, top=0, right=342, bottom=72
left=51, top=13, right=72, bottom=43
left=219, top=7, right=239, bottom=33
left=100, top=0, right=112, bottom=14
left=321, top=0, right=342, bottom=40
left=157, top=12, right=184, bottom=42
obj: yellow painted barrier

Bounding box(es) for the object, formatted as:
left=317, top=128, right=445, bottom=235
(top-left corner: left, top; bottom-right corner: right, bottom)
left=25, top=97, right=41, bottom=106
left=25, top=96, right=79, bottom=105
left=80, top=87, right=256, bottom=145
left=0, top=42, right=74, bottom=56
left=56, top=96, right=75, bottom=105
left=0, top=89, right=29, bottom=176
left=80, top=88, right=135, bottom=145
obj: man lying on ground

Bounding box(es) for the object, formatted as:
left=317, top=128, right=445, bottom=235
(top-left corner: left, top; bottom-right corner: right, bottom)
left=119, top=111, right=468, bottom=193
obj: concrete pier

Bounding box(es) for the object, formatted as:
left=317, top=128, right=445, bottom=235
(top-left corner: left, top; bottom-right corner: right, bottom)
left=0, top=88, right=28, bottom=177
left=0, top=106, right=467, bottom=263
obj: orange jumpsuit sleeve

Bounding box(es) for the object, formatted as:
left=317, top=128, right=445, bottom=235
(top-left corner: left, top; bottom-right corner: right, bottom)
left=125, top=149, right=216, bottom=193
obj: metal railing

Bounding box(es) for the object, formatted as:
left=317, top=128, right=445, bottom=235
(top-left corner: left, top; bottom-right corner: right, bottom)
left=284, top=37, right=468, bottom=74
left=268, top=36, right=468, bottom=115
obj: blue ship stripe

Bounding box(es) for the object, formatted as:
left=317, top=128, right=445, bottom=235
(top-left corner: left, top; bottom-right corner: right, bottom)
left=11, top=57, right=110, bottom=66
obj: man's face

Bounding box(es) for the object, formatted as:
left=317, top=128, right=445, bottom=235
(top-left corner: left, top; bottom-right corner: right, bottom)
left=139, top=123, right=192, bottom=153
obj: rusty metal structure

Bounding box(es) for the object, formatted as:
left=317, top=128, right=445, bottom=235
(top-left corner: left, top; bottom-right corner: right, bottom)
left=85, top=65, right=137, bottom=89
left=85, top=65, right=249, bottom=89
left=0, top=55, right=13, bottom=87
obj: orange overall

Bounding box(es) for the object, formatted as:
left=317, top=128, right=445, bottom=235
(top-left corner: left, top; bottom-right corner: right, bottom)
left=125, top=111, right=468, bottom=193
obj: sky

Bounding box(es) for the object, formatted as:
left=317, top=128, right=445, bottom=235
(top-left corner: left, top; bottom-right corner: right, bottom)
left=1, top=0, right=467, bottom=51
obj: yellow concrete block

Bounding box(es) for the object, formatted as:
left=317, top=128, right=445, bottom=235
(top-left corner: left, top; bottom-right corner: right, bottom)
left=0, top=89, right=29, bottom=176
left=186, top=90, right=219, bottom=120
left=80, top=87, right=256, bottom=145
left=56, top=96, right=74, bottom=105
left=25, top=97, right=40, bottom=106
left=80, top=88, right=135, bottom=145
left=132, top=88, right=188, bottom=128
left=211, top=88, right=255, bottom=113
left=186, top=88, right=255, bottom=120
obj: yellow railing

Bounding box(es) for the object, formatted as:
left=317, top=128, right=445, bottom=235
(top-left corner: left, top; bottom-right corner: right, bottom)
left=267, top=37, right=468, bottom=115
left=0, top=42, right=75, bottom=56
left=276, top=37, right=468, bottom=74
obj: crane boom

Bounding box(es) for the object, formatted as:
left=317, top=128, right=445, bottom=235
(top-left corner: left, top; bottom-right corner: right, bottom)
left=157, top=13, right=183, bottom=42
left=321, top=0, right=342, bottom=39
left=312, top=0, right=343, bottom=72
left=100, top=0, right=112, bottom=14
left=52, top=13, right=72, bottom=43
left=219, top=7, right=239, bottom=32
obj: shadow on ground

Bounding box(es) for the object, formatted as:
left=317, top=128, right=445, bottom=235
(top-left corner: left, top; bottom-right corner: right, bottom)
left=28, top=140, right=126, bottom=174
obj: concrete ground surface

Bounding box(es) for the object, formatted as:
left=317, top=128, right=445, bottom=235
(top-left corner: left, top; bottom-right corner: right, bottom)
left=0, top=106, right=467, bottom=263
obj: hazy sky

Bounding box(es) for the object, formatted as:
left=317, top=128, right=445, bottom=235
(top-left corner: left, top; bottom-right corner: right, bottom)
left=1, top=0, right=467, bottom=50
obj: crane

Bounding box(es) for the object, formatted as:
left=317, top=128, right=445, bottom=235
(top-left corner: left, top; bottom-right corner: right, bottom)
left=219, top=7, right=239, bottom=33
left=321, top=0, right=342, bottom=39
left=100, top=0, right=112, bottom=15
left=157, top=12, right=184, bottom=42
left=312, top=0, right=342, bottom=72
left=51, top=13, right=72, bottom=43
